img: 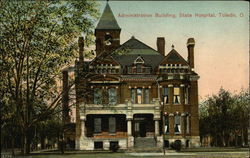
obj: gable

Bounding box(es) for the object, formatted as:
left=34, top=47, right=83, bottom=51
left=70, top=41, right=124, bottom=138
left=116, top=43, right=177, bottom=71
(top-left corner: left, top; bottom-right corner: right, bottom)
left=160, top=49, right=189, bottom=66
left=115, top=37, right=161, bottom=55
left=134, top=55, right=145, bottom=64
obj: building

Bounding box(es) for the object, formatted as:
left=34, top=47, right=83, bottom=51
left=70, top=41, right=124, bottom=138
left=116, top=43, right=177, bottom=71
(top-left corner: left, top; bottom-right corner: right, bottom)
left=70, top=2, right=200, bottom=150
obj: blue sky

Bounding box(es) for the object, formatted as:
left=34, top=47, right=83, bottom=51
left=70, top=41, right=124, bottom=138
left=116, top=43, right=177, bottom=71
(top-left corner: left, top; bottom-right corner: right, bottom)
left=95, top=1, right=249, bottom=100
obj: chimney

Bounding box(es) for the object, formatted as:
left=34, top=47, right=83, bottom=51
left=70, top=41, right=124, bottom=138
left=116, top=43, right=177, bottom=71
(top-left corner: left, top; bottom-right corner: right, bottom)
left=157, top=37, right=165, bottom=56
left=187, top=38, right=195, bottom=69
left=78, top=37, right=84, bottom=62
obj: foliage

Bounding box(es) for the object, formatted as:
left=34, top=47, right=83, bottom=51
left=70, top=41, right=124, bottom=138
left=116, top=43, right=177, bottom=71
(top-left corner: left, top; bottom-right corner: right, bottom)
left=170, top=140, right=182, bottom=151
left=109, top=143, right=120, bottom=152
left=0, top=0, right=99, bottom=154
left=199, top=88, right=249, bottom=147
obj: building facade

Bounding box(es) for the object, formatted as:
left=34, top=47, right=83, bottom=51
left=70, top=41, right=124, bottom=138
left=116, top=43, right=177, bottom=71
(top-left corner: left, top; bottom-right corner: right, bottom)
left=72, top=3, right=200, bottom=150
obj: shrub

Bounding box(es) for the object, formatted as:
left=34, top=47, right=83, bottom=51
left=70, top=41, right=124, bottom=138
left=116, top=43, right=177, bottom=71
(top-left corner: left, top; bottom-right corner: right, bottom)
left=109, top=143, right=119, bottom=152
left=170, top=140, right=182, bottom=151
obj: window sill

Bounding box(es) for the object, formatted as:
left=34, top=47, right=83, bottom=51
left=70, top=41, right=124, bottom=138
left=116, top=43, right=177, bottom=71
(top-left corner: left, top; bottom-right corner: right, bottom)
left=93, top=133, right=102, bottom=136
left=109, top=133, right=116, bottom=136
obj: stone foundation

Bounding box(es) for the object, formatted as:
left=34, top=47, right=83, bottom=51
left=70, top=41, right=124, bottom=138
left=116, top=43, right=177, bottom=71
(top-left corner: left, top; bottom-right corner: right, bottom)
left=164, top=136, right=200, bottom=148
left=79, top=138, right=128, bottom=150
left=127, top=136, right=134, bottom=148
left=156, top=136, right=163, bottom=147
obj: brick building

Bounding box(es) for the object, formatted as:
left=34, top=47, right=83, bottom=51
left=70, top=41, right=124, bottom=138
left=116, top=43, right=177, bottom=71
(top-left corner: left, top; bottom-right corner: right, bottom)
left=69, top=3, right=200, bottom=150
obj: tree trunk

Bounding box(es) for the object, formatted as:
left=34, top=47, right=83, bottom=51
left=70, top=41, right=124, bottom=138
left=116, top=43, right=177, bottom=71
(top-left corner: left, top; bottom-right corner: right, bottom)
left=11, top=135, right=15, bottom=156
left=241, top=129, right=244, bottom=146
left=222, top=131, right=226, bottom=147
left=24, top=128, right=31, bottom=155
left=21, top=130, right=24, bottom=154
left=41, top=134, right=45, bottom=150
left=235, top=132, right=237, bottom=147
left=60, top=133, right=64, bottom=154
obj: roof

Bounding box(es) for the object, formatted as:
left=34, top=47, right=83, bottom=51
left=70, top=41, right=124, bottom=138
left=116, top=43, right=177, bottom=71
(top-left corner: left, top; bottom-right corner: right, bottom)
left=112, top=37, right=164, bottom=68
left=121, top=75, right=157, bottom=81
left=160, top=48, right=189, bottom=65
left=117, top=37, right=160, bottom=55
left=96, top=3, right=121, bottom=30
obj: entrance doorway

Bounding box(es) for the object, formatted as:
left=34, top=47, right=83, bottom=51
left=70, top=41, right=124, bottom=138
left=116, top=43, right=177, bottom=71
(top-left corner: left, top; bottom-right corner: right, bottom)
left=135, top=122, right=146, bottom=137
left=133, top=114, right=154, bottom=137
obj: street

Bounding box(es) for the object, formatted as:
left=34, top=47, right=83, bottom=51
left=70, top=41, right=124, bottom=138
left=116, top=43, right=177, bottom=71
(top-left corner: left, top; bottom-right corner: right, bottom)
left=2, top=151, right=248, bottom=158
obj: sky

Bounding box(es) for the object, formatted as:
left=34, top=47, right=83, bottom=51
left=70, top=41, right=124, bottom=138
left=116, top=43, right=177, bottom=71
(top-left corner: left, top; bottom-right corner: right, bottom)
left=95, top=1, right=249, bottom=100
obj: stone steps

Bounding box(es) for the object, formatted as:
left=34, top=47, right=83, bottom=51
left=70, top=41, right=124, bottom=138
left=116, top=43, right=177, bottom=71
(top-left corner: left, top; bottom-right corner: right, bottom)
left=134, top=137, right=156, bottom=148
left=127, top=147, right=163, bottom=153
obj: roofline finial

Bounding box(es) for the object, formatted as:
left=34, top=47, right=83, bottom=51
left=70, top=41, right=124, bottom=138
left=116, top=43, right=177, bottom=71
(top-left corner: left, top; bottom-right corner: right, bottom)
left=172, top=44, right=174, bottom=49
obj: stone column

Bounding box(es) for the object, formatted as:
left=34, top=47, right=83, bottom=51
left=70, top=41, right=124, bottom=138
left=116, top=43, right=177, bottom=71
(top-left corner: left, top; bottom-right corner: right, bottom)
left=78, top=116, right=86, bottom=150
left=81, top=119, right=86, bottom=138
left=155, top=120, right=160, bottom=136
left=127, top=119, right=132, bottom=136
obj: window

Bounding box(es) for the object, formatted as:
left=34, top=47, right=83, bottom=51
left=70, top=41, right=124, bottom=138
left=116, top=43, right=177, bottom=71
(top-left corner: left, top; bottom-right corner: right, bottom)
left=184, top=87, right=189, bottom=104
left=108, top=88, right=117, bottom=105
left=137, top=88, right=142, bottom=104
left=94, top=88, right=102, bottom=104
left=163, top=87, right=169, bottom=104
left=174, top=115, right=181, bottom=134
left=109, top=117, right=116, bottom=133
left=164, top=116, right=169, bottom=133
left=131, top=88, right=150, bottom=104
left=174, top=87, right=180, bottom=104
left=110, top=141, right=119, bottom=149
left=94, top=118, right=102, bottom=133
left=94, top=142, right=103, bottom=149
left=131, top=89, right=136, bottom=103
left=136, top=64, right=142, bottom=73
left=144, top=88, right=150, bottom=104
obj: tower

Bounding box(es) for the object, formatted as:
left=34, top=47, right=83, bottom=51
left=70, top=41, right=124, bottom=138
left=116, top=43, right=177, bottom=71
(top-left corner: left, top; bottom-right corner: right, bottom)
left=95, top=3, right=121, bottom=56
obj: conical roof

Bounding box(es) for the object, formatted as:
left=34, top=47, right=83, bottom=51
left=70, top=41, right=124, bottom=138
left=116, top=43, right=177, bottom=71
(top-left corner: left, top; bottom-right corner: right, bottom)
left=96, top=3, right=121, bottom=30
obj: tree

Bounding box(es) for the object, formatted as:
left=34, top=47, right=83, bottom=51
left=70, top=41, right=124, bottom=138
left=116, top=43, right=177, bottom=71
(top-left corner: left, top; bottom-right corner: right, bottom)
left=199, top=88, right=249, bottom=147
left=0, top=0, right=99, bottom=154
